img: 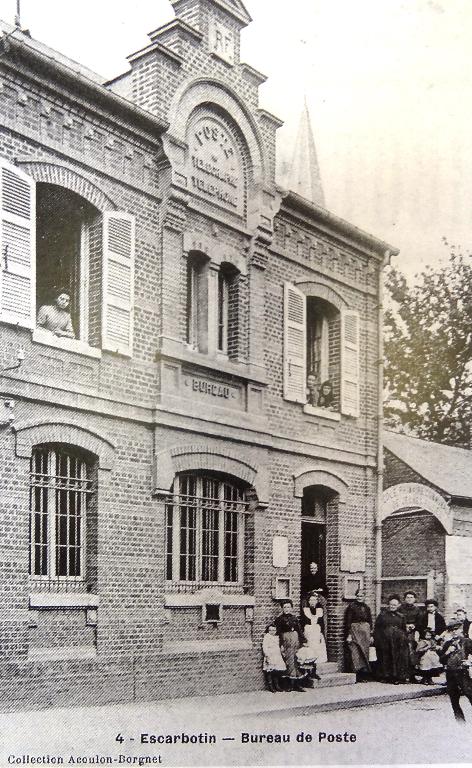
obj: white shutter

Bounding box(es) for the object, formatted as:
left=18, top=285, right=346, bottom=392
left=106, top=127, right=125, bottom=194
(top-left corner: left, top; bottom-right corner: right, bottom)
left=283, top=283, right=306, bottom=403
left=102, top=211, right=135, bottom=356
left=0, top=162, right=35, bottom=327
left=341, top=310, right=360, bottom=417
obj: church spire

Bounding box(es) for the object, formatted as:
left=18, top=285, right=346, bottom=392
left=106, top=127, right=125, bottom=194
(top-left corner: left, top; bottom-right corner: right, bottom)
left=289, top=99, right=325, bottom=207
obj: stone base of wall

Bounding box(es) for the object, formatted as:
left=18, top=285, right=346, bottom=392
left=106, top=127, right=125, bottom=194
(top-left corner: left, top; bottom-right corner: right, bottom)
left=0, top=649, right=262, bottom=712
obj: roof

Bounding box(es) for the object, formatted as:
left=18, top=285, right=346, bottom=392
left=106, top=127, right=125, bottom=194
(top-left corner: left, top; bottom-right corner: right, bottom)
left=0, top=21, right=168, bottom=137
left=384, top=430, right=472, bottom=499
left=0, top=20, right=105, bottom=83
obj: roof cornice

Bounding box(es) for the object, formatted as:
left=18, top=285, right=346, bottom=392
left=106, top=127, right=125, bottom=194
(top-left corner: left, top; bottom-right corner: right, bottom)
left=281, top=190, right=399, bottom=260
left=0, top=29, right=169, bottom=138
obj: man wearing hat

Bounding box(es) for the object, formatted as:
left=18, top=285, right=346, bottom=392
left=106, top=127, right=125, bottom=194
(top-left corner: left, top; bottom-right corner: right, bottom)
left=418, top=599, right=446, bottom=638
left=456, top=608, right=472, bottom=638
left=440, top=618, right=472, bottom=722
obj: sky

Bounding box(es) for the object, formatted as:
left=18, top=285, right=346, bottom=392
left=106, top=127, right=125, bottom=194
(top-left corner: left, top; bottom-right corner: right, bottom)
left=2, top=0, right=472, bottom=278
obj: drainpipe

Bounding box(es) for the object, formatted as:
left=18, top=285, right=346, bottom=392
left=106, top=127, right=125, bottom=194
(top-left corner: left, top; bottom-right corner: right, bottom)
left=374, top=250, right=391, bottom=614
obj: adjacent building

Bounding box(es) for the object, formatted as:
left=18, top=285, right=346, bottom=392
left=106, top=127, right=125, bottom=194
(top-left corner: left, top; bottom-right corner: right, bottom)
left=0, top=0, right=396, bottom=709
left=382, top=430, right=472, bottom=614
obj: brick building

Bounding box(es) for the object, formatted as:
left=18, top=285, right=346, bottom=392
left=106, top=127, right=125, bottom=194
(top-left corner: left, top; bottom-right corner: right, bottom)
left=382, top=431, right=472, bottom=615
left=0, top=0, right=396, bottom=709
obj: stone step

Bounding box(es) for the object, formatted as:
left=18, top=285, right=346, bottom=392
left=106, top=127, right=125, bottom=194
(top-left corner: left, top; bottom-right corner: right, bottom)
left=309, top=672, right=356, bottom=690
left=317, top=662, right=338, bottom=674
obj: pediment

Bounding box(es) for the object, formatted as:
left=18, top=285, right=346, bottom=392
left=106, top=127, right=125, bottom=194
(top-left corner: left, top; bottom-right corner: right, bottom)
left=171, top=0, right=252, bottom=26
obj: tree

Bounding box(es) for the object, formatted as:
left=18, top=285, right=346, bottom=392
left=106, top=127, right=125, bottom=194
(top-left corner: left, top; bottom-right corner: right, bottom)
left=384, top=240, right=472, bottom=447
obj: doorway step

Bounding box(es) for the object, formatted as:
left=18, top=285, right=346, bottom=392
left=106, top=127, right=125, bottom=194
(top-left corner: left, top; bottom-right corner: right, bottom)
left=311, top=662, right=356, bottom=690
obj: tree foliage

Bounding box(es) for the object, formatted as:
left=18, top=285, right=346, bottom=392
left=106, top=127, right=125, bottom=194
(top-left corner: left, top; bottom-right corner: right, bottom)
left=384, top=240, right=472, bottom=447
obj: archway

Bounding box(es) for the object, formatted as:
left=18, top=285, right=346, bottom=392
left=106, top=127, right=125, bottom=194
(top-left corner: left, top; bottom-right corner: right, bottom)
left=381, top=483, right=451, bottom=605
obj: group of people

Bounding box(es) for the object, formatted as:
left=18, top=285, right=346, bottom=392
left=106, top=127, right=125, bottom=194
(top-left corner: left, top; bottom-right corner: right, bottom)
left=262, top=580, right=472, bottom=720
left=262, top=591, right=328, bottom=693
left=345, top=590, right=470, bottom=685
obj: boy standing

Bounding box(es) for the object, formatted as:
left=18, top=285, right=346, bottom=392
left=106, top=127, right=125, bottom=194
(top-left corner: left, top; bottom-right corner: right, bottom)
left=440, top=618, right=472, bottom=722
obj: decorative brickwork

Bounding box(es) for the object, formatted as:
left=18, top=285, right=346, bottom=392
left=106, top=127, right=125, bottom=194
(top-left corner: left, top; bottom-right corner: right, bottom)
left=14, top=419, right=115, bottom=470
left=0, top=0, right=393, bottom=710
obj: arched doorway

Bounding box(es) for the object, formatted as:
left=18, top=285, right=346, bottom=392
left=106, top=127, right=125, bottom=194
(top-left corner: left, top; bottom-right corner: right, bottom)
left=381, top=483, right=452, bottom=606
left=300, top=484, right=335, bottom=598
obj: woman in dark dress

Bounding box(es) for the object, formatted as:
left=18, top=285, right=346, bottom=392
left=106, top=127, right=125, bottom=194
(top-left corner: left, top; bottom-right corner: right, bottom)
left=374, top=594, right=410, bottom=684
left=344, top=588, right=373, bottom=681
left=274, top=600, right=306, bottom=691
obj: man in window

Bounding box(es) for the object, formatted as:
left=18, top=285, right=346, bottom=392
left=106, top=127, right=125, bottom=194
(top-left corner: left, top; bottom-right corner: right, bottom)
left=37, top=289, right=75, bottom=339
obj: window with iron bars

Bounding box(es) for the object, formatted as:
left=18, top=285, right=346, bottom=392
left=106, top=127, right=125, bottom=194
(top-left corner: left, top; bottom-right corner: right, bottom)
left=165, top=473, right=247, bottom=584
left=29, top=446, right=92, bottom=584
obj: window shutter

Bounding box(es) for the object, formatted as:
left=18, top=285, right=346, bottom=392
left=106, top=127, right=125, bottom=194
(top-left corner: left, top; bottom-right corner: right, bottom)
left=0, top=162, right=35, bottom=327
left=283, top=283, right=306, bottom=403
left=341, top=310, right=360, bottom=417
left=102, top=211, right=135, bottom=356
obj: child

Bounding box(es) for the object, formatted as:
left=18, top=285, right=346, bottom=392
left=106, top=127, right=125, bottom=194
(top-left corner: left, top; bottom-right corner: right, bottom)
left=262, top=624, right=286, bottom=692
left=415, top=628, right=442, bottom=685
left=296, top=640, right=321, bottom=687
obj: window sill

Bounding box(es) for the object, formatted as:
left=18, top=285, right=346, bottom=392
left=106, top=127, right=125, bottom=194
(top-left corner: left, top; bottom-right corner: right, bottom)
left=159, top=338, right=267, bottom=385
left=161, top=639, right=252, bottom=655
left=28, top=647, right=97, bottom=662
left=164, top=592, right=255, bottom=608
left=32, top=328, right=101, bottom=359
left=29, top=593, right=99, bottom=610
left=303, top=404, right=341, bottom=422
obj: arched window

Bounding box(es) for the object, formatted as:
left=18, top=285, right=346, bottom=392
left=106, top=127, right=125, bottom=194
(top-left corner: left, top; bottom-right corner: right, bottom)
left=29, top=445, right=93, bottom=584
left=306, top=296, right=338, bottom=406
left=36, top=183, right=98, bottom=341
left=0, top=161, right=135, bottom=356
left=283, top=283, right=360, bottom=417
left=165, top=473, right=248, bottom=584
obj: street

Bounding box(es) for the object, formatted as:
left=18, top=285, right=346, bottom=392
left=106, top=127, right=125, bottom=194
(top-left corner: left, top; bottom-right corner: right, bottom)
left=2, top=693, right=472, bottom=766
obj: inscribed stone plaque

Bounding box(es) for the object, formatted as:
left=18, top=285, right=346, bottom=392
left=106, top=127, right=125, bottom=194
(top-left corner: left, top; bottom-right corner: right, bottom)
left=208, top=18, right=235, bottom=65
left=187, top=114, right=244, bottom=216
left=341, top=543, right=366, bottom=573
left=272, top=536, right=289, bottom=568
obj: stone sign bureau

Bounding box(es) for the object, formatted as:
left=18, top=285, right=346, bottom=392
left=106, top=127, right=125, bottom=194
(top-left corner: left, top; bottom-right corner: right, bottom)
left=188, top=377, right=232, bottom=399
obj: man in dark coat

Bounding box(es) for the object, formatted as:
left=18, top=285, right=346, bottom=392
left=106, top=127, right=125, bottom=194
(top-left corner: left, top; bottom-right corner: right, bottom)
left=418, top=599, right=446, bottom=637
left=374, top=594, right=410, bottom=684
left=456, top=608, right=471, bottom=638
left=440, top=618, right=472, bottom=722
left=402, top=591, right=422, bottom=682
left=304, top=562, right=328, bottom=596
left=401, top=591, right=422, bottom=628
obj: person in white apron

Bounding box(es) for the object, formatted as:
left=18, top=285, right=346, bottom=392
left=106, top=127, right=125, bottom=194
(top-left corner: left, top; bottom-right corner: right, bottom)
left=300, top=592, right=328, bottom=663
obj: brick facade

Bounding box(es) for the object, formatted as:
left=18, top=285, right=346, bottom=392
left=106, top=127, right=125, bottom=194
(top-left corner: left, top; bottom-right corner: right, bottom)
left=0, top=1, right=394, bottom=710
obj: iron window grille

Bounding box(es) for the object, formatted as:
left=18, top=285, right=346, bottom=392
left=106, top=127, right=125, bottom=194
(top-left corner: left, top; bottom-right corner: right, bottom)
left=165, top=474, right=247, bottom=585
left=29, top=447, right=91, bottom=586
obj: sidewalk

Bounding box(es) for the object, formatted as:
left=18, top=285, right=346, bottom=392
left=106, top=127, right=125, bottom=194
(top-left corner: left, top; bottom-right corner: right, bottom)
left=0, top=678, right=447, bottom=766
left=0, top=675, right=446, bottom=723
left=137, top=677, right=446, bottom=722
